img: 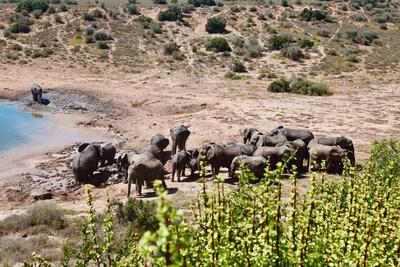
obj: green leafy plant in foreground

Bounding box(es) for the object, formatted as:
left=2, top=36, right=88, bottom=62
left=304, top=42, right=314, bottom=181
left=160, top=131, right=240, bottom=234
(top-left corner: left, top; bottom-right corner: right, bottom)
left=26, top=140, right=400, bottom=266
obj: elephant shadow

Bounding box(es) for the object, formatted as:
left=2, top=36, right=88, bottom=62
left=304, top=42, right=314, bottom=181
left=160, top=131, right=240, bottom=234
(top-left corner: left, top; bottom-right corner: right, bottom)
left=40, top=98, right=50, bottom=105
left=85, top=170, right=114, bottom=187
left=140, top=187, right=178, bottom=198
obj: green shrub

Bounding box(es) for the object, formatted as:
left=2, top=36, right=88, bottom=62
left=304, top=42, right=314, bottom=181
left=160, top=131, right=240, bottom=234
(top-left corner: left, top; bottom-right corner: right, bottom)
left=299, top=8, right=328, bottom=21
left=10, top=43, right=23, bottom=51
left=58, top=4, right=68, bottom=12
left=317, top=28, right=331, bottom=37
left=158, top=6, right=182, bottom=21
left=32, top=9, right=42, bottom=19
left=47, top=5, right=56, bottom=14
left=50, top=0, right=61, bottom=3
left=85, top=27, right=95, bottom=36
left=126, top=3, right=140, bottom=15
left=204, top=37, right=231, bottom=52
left=164, top=42, right=179, bottom=55
left=138, top=15, right=153, bottom=28
left=188, top=0, right=216, bottom=7
left=299, top=38, right=314, bottom=49
left=33, top=47, right=53, bottom=58
left=94, top=30, right=112, bottom=41
left=120, top=198, right=158, bottom=232
left=65, top=0, right=78, bottom=4
left=16, top=0, right=49, bottom=13
left=281, top=0, right=288, bottom=7
left=267, top=33, right=294, bottom=50
left=96, top=41, right=109, bottom=49
left=280, top=44, right=304, bottom=61
left=153, top=0, right=167, bottom=4
left=232, top=60, right=246, bottom=72
left=54, top=14, right=63, bottom=24
left=8, top=19, right=31, bottom=33
left=182, top=4, right=195, bottom=13
left=85, top=35, right=94, bottom=43
left=205, top=16, right=226, bottom=33
left=344, top=29, right=378, bottom=45
left=268, top=77, right=332, bottom=96
left=83, top=13, right=94, bottom=21
left=224, top=71, right=242, bottom=79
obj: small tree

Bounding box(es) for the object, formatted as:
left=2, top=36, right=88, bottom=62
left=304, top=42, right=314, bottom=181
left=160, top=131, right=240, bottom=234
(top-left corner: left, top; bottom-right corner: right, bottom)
left=158, top=6, right=182, bottom=21
left=280, top=44, right=304, bottom=61
left=205, top=37, right=231, bottom=52
left=232, top=60, right=246, bottom=73
left=16, top=0, right=49, bottom=13
left=205, top=16, right=226, bottom=34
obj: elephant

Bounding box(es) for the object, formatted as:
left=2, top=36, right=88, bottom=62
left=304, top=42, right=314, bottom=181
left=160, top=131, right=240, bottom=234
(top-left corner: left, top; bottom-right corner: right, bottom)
left=170, top=125, right=190, bottom=155
left=150, top=133, right=170, bottom=151
left=276, top=139, right=307, bottom=173
left=72, top=144, right=102, bottom=183
left=78, top=143, right=116, bottom=167
left=31, top=83, right=43, bottom=104
left=243, top=128, right=262, bottom=145
left=308, top=137, right=355, bottom=166
left=270, top=126, right=314, bottom=145
left=127, top=156, right=166, bottom=197
left=203, top=143, right=256, bottom=177
left=171, top=150, right=192, bottom=182
left=250, top=134, right=287, bottom=147
left=117, top=151, right=146, bottom=183
left=308, top=144, right=348, bottom=174
left=229, top=155, right=268, bottom=179
left=253, top=145, right=294, bottom=170
left=189, top=148, right=201, bottom=177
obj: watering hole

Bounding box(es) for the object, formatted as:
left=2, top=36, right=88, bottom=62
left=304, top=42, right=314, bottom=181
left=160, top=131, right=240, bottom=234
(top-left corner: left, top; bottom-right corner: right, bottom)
left=0, top=102, right=117, bottom=180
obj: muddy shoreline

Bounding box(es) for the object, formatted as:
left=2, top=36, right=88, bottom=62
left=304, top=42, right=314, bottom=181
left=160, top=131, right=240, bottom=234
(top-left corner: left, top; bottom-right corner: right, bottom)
left=0, top=89, right=125, bottom=218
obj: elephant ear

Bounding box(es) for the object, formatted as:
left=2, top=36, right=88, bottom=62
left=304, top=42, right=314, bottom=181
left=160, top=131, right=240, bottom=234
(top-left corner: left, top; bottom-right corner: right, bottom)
left=192, top=149, right=200, bottom=158
left=78, top=143, right=90, bottom=153
left=206, top=145, right=215, bottom=160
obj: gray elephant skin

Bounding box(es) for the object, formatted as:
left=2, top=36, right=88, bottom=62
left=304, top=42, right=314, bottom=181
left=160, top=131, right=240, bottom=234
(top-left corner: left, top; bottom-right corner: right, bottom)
left=31, top=83, right=43, bottom=104
left=230, top=155, right=267, bottom=179
left=253, top=145, right=293, bottom=170
left=308, top=137, right=355, bottom=166
left=171, top=150, right=192, bottom=182
left=189, top=149, right=201, bottom=177
left=127, top=156, right=166, bottom=197
left=270, top=126, right=314, bottom=145
left=170, top=125, right=190, bottom=155
left=308, top=144, right=347, bottom=174
left=204, top=143, right=256, bottom=177
left=243, top=128, right=262, bottom=145
left=72, top=143, right=116, bottom=183
left=251, top=134, right=287, bottom=147
left=72, top=144, right=101, bottom=183
left=276, top=139, right=307, bottom=173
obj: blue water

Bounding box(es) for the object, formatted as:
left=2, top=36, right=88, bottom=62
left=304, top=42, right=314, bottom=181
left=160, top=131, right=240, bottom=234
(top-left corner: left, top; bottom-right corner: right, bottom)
left=0, top=103, right=52, bottom=152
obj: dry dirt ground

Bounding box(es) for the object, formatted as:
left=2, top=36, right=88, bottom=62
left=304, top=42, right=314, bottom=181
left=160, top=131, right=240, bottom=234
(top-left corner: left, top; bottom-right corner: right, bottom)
left=0, top=2, right=399, bottom=218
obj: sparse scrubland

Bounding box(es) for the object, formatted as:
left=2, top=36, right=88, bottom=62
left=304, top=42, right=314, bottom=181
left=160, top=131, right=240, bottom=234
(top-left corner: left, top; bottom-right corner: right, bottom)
left=0, top=0, right=400, bottom=265
left=5, top=140, right=397, bottom=266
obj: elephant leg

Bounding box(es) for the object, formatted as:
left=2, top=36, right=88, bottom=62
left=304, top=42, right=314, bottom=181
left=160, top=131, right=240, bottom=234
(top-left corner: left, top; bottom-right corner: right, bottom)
left=136, top=177, right=143, bottom=196
left=172, top=140, right=177, bottom=155
left=181, top=166, right=186, bottom=177
left=160, top=175, right=167, bottom=189
left=308, top=154, right=313, bottom=173
left=145, top=180, right=152, bottom=189
left=123, top=167, right=128, bottom=184
left=127, top=169, right=134, bottom=197
left=171, top=163, right=176, bottom=182
left=177, top=169, right=181, bottom=182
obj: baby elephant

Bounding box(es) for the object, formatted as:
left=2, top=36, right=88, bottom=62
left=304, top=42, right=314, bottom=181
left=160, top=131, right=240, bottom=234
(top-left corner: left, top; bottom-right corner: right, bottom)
left=230, top=155, right=268, bottom=179
left=171, top=150, right=192, bottom=182
left=189, top=149, right=201, bottom=177
left=308, top=144, right=348, bottom=174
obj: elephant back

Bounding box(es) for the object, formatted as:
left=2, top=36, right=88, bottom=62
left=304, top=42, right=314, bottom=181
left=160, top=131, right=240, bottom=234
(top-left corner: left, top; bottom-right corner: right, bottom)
left=73, top=145, right=101, bottom=182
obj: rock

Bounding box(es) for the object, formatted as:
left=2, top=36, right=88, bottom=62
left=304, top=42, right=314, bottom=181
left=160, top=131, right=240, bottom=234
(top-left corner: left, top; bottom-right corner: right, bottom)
left=22, top=233, right=28, bottom=238
left=31, top=190, right=53, bottom=201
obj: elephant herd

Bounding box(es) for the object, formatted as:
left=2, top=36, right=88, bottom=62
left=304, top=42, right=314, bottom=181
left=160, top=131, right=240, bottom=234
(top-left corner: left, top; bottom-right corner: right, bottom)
left=71, top=124, right=355, bottom=197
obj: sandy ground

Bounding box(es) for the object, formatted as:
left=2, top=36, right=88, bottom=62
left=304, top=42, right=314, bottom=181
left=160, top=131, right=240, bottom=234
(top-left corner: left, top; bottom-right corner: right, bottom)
left=0, top=63, right=399, bottom=217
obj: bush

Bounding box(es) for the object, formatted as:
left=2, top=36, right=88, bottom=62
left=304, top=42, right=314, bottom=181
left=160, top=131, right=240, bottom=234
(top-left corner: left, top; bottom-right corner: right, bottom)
left=164, top=42, right=179, bottom=55
left=8, top=19, right=31, bottom=33
left=232, top=60, right=246, bottom=73
left=33, top=47, right=53, bottom=58
left=85, top=27, right=95, bottom=36
left=182, top=4, right=195, bottom=13
left=280, top=44, right=304, bottom=61
left=268, top=77, right=332, bottom=96
left=158, top=6, right=182, bottom=21
left=120, top=198, right=158, bottom=232
left=351, top=13, right=367, bottom=21
left=54, top=14, right=63, bottom=23
left=281, top=0, right=288, bottom=7
left=299, top=38, right=314, bottom=49
left=58, top=4, right=68, bottom=12
left=47, top=5, right=56, bottom=14
left=94, top=30, right=112, bottom=41
left=188, top=0, right=216, bottom=7
left=96, top=41, right=109, bottom=49
left=204, top=37, right=231, bottom=52
left=205, top=16, right=226, bottom=34
left=345, top=29, right=378, bottom=45
left=126, top=3, right=140, bottom=15
left=224, top=71, right=242, bottom=80
left=153, top=0, right=167, bottom=4
left=16, top=0, right=49, bottom=13
left=299, top=8, right=328, bottom=21
left=85, top=35, right=94, bottom=43
left=83, top=13, right=94, bottom=21
left=317, top=28, right=331, bottom=37
left=32, top=9, right=42, bottom=19
left=267, top=33, right=294, bottom=50
left=65, top=0, right=78, bottom=4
